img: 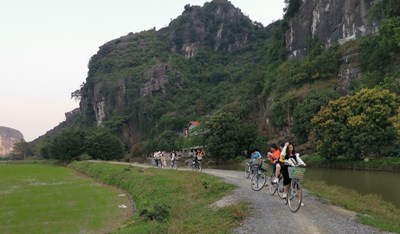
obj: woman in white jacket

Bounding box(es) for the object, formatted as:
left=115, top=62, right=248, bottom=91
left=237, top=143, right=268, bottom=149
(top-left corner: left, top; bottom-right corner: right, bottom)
left=280, top=142, right=306, bottom=199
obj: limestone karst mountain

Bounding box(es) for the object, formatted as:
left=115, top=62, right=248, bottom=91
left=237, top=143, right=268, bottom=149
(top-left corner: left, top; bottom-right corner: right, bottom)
left=0, top=126, right=24, bottom=157
left=32, top=0, right=399, bottom=157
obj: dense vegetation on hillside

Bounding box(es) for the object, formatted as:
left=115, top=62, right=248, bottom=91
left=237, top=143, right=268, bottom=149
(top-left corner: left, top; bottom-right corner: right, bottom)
left=27, top=0, right=399, bottom=162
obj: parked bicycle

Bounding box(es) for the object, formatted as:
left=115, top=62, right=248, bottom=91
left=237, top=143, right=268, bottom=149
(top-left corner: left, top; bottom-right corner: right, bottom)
left=286, top=165, right=306, bottom=212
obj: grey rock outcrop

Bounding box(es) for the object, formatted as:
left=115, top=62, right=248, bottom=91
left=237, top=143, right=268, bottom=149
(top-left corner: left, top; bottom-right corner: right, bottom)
left=0, top=126, right=24, bottom=157
left=286, top=0, right=378, bottom=58
left=140, top=63, right=171, bottom=97
left=169, top=0, right=252, bottom=57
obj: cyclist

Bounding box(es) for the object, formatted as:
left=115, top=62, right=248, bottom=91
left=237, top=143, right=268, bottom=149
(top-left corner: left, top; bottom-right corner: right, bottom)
left=280, top=142, right=306, bottom=199
left=267, top=143, right=281, bottom=183
left=250, top=148, right=262, bottom=165
left=153, top=151, right=161, bottom=168
left=193, top=149, right=204, bottom=168
left=196, top=149, right=204, bottom=162
left=170, top=150, right=177, bottom=168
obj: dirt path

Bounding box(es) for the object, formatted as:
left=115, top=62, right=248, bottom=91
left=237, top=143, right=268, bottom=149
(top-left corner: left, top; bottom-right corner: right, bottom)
left=203, top=169, right=387, bottom=234
left=95, top=161, right=388, bottom=234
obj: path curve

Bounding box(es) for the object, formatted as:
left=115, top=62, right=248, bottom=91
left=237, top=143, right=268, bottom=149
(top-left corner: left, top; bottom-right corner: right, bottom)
left=94, top=161, right=389, bottom=234
left=203, top=168, right=388, bottom=234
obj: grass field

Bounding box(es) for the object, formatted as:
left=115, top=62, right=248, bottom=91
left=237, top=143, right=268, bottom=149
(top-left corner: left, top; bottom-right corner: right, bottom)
left=0, top=162, right=132, bottom=234
left=69, top=161, right=247, bottom=233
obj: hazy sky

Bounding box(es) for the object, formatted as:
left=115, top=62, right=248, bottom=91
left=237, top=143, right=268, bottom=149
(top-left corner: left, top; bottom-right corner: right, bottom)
left=0, top=0, right=285, bottom=141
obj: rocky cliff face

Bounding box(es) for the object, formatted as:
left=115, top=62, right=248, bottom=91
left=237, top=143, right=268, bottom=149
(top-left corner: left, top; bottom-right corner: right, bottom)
left=0, top=126, right=24, bottom=157
left=286, top=0, right=378, bottom=58
left=285, top=0, right=382, bottom=95
left=169, top=0, right=253, bottom=57
left=74, top=0, right=257, bottom=148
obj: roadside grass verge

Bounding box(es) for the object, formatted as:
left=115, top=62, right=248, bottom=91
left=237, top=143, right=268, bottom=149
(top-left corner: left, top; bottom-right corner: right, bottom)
left=69, top=161, right=248, bottom=233
left=303, top=180, right=400, bottom=233
left=0, top=163, right=131, bottom=234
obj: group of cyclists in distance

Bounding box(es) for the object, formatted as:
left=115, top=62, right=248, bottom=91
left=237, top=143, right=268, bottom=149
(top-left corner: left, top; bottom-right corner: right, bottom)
left=249, top=142, right=306, bottom=199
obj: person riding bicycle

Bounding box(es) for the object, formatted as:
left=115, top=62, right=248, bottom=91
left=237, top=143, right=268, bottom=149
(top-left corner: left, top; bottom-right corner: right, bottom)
left=267, top=143, right=281, bottom=184
left=250, top=148, right=262, bottom=165
left=153, top=151, right=162, bottom=168
left=170, top=150, right=177, bottom=168
left=280, top=142, right=306, bottom=199
left=193, top=149, right=204, bottom=168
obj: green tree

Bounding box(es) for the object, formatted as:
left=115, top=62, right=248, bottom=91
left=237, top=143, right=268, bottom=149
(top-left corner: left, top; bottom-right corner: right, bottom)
left=204, top=112, right=257, bottom=163
left=271, top=95, right=297, bottom=128
left=131, top=142, right=146, bottom=157
left=312, top=88, right=399, bottom=159
left=156, top=130, right=180, bottom=151
left=293, top=91, right=338, bottom=143
left=85, top=128, right=124, bottom=160
left=368, top=0, right=400, bottom=19
left=12, top=141, right=33, bottom=160
left=39, top=141, right=52, bottom=159
left=49, top=130, right=86, bottom=162
left=360, top=17, right=400, bottom=89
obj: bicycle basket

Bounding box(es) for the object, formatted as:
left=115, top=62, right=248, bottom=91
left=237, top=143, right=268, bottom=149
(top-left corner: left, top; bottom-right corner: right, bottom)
left=260, top=164, right=268, bottom=172
left=288, top=167, right=306, bottom=179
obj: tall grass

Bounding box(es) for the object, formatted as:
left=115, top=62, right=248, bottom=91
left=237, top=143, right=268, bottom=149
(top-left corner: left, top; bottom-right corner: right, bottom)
left=304, top=180, right=400, bottom=233
left=0, top=163, right=131, bottom=234
left=69, top=161, right=247, bottom=233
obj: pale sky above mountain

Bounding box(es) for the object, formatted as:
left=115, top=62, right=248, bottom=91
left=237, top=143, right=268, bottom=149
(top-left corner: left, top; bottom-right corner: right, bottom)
left=0, top=0, right=285, bottom=141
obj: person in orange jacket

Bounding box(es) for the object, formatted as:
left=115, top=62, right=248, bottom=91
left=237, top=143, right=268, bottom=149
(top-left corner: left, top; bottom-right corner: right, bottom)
left=267, top=143, right=281, bottom=183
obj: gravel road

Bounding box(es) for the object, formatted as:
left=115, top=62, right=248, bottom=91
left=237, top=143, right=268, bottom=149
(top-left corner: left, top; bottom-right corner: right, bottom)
left=97, top=161, right=389, bottom=234
left=202, top=168, right=389, bottom=234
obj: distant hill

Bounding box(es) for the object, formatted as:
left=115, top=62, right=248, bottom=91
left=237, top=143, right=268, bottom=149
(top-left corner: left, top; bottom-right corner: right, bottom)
left=0, top=126, right=24, bottom=157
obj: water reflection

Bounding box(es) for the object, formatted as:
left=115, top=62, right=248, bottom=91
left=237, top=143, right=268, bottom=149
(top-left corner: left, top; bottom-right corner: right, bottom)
left=305, top=168, right=400, bottom=208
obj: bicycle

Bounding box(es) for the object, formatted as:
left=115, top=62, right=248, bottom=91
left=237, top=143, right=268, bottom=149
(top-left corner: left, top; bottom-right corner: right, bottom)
left=245, top=160, right=252, bottom=178
left=245, top=160, right=259, bottom=179
left=286, top=165, right=306, bottom=212
left=189, top=159, right=202, bottom=172
left=170, top=159, right=178, bottom=169
left=250, top=162, right=268, bottom=191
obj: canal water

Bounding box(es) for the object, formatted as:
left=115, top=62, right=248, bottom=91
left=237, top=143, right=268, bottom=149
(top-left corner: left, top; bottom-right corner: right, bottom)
left=305, top=168, right=400, bottom=208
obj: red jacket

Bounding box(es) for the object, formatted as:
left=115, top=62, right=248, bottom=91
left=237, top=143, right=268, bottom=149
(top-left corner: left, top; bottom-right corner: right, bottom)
left=269, top=149, right=281, bottom=163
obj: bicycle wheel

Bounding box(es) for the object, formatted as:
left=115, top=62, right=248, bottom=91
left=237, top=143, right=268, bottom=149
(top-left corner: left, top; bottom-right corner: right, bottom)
left=249, top=164, right=259, bottom=179
left=288, top=180, right=302, bottom=212
left=269, top=173, right=278, bottom=195
left=277, top=178, right=285, bottom=200
left=251, top=171, right=266, bottom=191
left=245, top=164, right=251, bottom=178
